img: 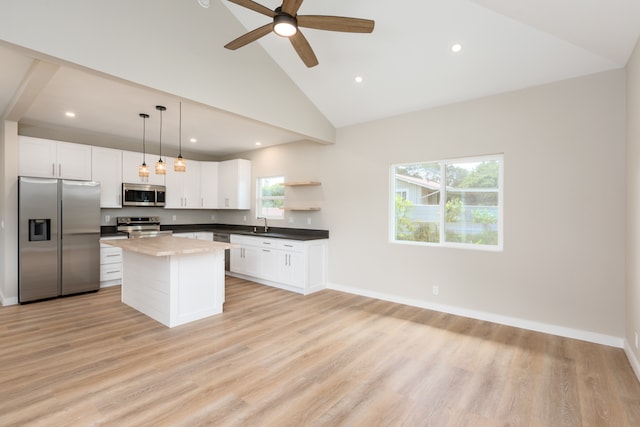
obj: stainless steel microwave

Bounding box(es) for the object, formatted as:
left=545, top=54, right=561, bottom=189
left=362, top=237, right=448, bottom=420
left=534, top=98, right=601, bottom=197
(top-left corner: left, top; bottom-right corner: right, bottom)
left=122, top=183, right=166, bottom=207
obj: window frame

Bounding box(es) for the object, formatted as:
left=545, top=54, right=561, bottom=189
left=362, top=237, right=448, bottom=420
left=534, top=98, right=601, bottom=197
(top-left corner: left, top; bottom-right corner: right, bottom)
left=256, top=175, right=285, bottom=220
left=390, top=154, right=504, bottom=251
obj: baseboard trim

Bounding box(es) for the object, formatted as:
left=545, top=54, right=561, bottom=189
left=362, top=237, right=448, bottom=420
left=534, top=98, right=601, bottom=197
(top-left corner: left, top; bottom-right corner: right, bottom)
left=326, top=282, right=624, bottom=348
left=624, top=340, right=640, bottom=383
left=0, top=290, right=18, bottom=306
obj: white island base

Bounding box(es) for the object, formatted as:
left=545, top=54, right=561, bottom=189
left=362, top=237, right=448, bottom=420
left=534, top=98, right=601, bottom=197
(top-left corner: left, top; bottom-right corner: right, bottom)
left=104, top=236, right=229, bottom=328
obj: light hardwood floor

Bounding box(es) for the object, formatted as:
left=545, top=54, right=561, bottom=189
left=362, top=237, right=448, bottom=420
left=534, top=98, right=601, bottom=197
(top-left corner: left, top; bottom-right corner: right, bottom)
left=1, top=277, right=639, bottom=426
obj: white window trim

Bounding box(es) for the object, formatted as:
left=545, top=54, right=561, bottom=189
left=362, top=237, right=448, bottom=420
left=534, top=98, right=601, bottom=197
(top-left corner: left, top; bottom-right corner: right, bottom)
left=389, top=154, right=504, bottom=251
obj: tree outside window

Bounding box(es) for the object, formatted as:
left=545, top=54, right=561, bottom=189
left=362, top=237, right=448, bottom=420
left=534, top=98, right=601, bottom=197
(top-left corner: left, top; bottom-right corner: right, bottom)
left=257, top=176, right=285, bottom=219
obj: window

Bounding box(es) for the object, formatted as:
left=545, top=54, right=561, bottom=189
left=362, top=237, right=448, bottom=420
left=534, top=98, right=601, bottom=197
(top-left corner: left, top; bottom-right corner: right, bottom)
left=391, top=154, right=503, bottom=250
left=257, top=176, right=285, bottom=219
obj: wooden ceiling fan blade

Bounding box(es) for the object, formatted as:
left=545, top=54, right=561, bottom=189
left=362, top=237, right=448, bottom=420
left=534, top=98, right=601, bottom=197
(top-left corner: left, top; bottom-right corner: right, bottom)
left=281, top=0, right=304, bottom=16
left=227, top=0, right=275, bottom=18
left=224, top=23, right=273, bottom=50
left=297, top=15, right=375, bottom=33
left=289, top=31, right=318, bottom=68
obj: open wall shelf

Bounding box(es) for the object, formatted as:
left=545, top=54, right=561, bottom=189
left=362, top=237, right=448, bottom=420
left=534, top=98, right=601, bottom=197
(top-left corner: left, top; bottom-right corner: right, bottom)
left=283, top=181, right=321, bottom=211
left=283, top=181, right=321, bottom=187
left=283, top=207, right=321, bottom=211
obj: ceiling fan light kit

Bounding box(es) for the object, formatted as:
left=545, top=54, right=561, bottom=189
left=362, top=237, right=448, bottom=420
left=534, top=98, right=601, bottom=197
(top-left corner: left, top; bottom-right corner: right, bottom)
left=225, top=0, right=374, bottom=68
left=273, top=12, right=298, bottom=37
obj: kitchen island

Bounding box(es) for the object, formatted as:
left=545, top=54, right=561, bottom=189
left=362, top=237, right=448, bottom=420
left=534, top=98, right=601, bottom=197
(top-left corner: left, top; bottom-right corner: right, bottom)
left=103, top=236, right=231, bottom=328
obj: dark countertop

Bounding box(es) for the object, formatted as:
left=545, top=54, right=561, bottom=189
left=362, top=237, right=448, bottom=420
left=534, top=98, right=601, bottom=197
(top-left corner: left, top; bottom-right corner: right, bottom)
left=101, top=224, right=329, bottom=241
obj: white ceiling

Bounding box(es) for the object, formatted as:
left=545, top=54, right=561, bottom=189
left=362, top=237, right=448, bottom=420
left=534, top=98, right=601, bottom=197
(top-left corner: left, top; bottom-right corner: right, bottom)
left=1, top=0, right=639, bottom=157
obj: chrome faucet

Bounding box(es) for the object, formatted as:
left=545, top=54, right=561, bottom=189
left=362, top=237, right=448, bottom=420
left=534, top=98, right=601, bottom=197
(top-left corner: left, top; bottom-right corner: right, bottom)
left=257, top=216, right=268, bottom=233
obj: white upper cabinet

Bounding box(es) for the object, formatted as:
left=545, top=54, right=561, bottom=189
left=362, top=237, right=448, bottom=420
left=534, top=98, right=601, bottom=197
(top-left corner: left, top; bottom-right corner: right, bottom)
left=91, top=147, right=122, bottom=208
left=19, top=136, right=92, bottom=180
left=165, top=158, right=201, bottom=209
left=121, top=150, right=165, bottom=186
left=218, top=159, right=251, bottom=209
left=200, top=162, right=218, bottom=209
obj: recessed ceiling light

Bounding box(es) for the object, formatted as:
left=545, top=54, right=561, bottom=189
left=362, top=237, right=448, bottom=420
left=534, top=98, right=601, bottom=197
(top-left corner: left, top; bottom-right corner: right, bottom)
left=255, top=141, right=262, bottom=146
left=197, top=0, right=209, bottom=8
left=189, top=138, right=197, bottom=143
left=65, top=111, right=75, bottom=118
left=354, top=76, right=364, bottom=83
left=450, top=43, right=463, bottom=54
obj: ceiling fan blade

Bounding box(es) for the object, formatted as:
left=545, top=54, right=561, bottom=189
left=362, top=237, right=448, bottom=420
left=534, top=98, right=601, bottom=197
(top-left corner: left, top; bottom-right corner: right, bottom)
left=289, top=31, right=318, bottom=68
left=224, top=23, right=273, bottom=50
left=297, top=15, right=375, bottom=33
left=227, top=0, right=275, bottom=18
left=281, top=0, right=304, bottom=16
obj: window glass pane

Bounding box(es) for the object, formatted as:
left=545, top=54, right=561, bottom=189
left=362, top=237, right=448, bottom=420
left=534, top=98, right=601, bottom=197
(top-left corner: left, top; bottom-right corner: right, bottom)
left=393, top=163, right=441, bottom=243
left=257, top=176, right=284, bottom=218
left=445, top=160, right=499, bottom=245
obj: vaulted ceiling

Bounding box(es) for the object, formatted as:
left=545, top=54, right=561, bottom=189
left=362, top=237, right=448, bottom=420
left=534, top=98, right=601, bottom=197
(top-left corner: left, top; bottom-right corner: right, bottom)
left=1, top=0, right=639, bottom=158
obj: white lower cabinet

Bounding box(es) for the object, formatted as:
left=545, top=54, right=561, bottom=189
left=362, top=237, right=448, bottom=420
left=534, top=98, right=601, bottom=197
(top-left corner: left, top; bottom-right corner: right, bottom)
left=231, top=238, right=261, bottom=277
left=99, top=237, right=126, bottom=287
left=230, top=234, right=327, bottom=294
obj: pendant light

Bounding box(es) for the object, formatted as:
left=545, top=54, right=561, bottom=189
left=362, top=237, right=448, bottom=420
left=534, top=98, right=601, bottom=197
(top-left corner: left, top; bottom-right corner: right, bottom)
left=155, top=105, right=166, bottom=175
left=174, top=101, right=186, bottom=172
left=138, top=113, right=150, bottom=178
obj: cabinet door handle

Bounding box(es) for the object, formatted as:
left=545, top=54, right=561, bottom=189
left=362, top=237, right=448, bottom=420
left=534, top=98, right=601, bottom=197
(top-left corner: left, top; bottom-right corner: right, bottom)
left=58, top=164, right=62, bottom=177
left=52, top=163, right=55, bottom=177
left=201, top=197, right=204, bottom=207
left=106, top=254, right=119, bottom=258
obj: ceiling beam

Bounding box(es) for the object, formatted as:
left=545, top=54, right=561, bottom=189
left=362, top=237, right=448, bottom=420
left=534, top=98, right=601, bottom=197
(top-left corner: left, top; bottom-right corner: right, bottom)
left=3, top=60, right=59, bottom=122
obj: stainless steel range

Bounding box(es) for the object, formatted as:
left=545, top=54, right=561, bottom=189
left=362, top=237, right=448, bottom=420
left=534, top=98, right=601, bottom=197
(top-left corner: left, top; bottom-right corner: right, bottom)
left=116, top=216, right=173, bottom=238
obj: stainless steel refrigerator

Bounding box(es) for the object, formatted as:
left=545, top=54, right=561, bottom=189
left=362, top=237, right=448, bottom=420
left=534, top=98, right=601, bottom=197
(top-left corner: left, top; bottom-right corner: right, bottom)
left=18, top=177, right=101, bottom=303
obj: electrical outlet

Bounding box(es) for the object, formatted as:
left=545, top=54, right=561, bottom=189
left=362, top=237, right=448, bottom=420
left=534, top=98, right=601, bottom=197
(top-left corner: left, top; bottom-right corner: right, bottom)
left=243, top=215, right=247, bottom=222
left=635, top=332, right=639, bottom=349
left=307, top=217, right=312, bottom=225
left=105, top=215, right=110, bottom=223
left=210, top=215, right=215, bottom=220
left=432, top=286, right=439, bottom=296
left=288, top=217, right=294, bottom=223
left=172, top=215, right=177, bottom=221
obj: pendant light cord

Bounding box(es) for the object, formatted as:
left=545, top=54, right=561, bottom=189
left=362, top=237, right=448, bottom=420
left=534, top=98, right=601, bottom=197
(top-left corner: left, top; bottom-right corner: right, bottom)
left=179, top=102, right=182, bottom=157
left=159, top=108, right=163, bottom=160
left=142, top=116, right=146, bottom=164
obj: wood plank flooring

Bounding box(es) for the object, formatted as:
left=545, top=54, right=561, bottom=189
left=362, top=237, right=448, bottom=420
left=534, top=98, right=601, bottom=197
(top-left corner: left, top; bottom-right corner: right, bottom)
left=0, top=277, right=639, bottom=426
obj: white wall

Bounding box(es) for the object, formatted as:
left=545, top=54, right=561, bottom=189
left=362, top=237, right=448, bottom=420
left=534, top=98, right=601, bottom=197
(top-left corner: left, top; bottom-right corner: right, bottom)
left=0, top=121, right=19, bottom=305
left=234, top=70, right=626, bottom=344
left=626, top=38, right=640, bottom=369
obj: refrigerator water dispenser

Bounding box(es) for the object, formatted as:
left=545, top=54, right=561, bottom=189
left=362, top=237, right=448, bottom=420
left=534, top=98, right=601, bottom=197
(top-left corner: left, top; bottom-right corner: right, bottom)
left=28, top=219, right=50, bottom=241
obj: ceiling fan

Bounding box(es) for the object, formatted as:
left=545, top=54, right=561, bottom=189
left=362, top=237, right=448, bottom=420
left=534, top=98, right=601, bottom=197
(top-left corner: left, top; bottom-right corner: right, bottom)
left=224, top=0, right=375, bottom=68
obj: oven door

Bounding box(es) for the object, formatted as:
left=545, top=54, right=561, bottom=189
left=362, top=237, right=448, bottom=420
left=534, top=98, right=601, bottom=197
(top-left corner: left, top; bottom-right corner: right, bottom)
left=122, top=183, right=163, bottom=207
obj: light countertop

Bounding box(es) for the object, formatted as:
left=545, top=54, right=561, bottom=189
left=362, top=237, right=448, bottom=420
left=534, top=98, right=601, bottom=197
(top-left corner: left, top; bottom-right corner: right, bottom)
left=102, top=236, right=232, bottom=257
